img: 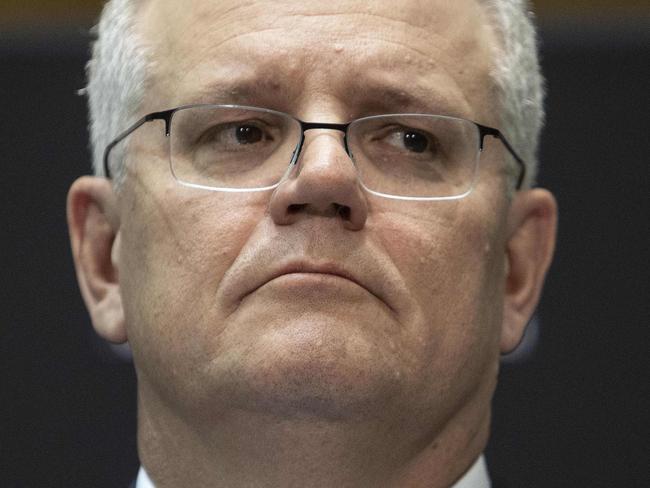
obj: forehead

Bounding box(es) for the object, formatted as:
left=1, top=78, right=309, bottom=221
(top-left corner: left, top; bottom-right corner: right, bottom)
left=138, top=0, right=498, bottom=121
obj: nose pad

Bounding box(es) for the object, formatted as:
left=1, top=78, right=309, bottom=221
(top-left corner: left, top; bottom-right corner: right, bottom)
left=291, top=132, right=353, bottom=176
left=269, top=131, right=368, bottom=230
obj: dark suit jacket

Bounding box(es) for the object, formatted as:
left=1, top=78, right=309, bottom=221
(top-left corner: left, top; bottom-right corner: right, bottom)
left=130, top=477, right=509, bottom=487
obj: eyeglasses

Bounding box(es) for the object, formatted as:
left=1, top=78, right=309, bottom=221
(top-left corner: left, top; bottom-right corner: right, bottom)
left=104, top=104, right=525, bottom=200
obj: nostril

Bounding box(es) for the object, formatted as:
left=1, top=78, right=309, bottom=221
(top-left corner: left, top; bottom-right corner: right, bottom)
left=288, top=203, right=307, bottom=214
left=336, top=205, right=351, bottom=220
left=286, top=203, right=351, bottom=219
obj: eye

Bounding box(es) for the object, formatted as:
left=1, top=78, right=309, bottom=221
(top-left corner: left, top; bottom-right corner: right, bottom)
left=379, top=126, right=436, bottom=155
left=402, top=130, right=429, bottom=153
left=235, top=125, right=264, bottom=145
left=197, top=120, right=273, bottom=148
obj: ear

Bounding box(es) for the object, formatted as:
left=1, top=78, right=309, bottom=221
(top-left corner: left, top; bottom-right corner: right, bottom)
left=501, top=189, right=557, bottom=353
left=67, top=176, right=126, bottom=344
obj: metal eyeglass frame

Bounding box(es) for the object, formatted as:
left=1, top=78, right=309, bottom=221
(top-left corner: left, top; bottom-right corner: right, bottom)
left=103, top=104, right=526, bottom=198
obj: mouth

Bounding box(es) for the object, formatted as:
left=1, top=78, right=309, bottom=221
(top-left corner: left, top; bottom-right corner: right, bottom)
left=217, top=241, right=405, bottom=320
left=242, top=260, right=393, bottom=313
left=250, top=262, right=365, bottom=294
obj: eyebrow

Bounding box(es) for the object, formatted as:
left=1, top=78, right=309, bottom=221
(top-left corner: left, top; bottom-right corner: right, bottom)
left=185, top=74, right=467, bottom=121
left=346, top=81, right=465, bottom=119
left=189, top=77, right=293, bottom=107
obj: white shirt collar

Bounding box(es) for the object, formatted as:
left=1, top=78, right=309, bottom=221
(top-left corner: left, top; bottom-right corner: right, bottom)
left=137, top=455, right=489, bottom=488
left=450, top=455, right=491, bottom=488
left=135, top=466, right=155, bottom=488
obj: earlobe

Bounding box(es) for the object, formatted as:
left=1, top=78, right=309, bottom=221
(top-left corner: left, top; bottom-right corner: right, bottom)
left=501, top=189, right=557, bottom=353
left=67, top=176, right=127, bottom=344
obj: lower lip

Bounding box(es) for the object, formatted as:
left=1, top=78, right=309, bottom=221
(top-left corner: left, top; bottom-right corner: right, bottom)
left=240, top=273, right=393, bottom=315
left=262, top=272, right=363, bottom=292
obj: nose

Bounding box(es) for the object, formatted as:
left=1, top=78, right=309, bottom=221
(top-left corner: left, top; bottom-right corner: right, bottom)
left=268, top=131, right=368, bottom=230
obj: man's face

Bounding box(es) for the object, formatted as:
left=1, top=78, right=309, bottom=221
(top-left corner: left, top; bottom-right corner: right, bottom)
left=119, top=0, right=509, bottom=428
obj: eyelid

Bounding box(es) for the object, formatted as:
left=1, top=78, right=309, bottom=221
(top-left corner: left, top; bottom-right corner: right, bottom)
left=367, top=124, right=437, bottom=143
left=196, top=118, right=276, bottom=143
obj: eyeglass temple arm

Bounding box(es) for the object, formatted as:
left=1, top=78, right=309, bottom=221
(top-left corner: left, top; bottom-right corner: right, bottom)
left=103, top=110, right=173, bottom=178
left=477, top=124, right=526, bottom=190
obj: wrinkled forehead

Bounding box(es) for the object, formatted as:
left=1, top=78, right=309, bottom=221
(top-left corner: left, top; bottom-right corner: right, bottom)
left=137, top=0, right=498, bottom=121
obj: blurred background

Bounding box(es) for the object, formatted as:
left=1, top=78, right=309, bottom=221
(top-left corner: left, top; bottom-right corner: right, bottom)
left=2, top=1, right=648, bottom=487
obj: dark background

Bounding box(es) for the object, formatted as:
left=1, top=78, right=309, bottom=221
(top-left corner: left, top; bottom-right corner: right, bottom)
left=2, top=15, right=649, bottom=488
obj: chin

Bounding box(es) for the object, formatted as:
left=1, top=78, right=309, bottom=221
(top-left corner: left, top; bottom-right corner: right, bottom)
left=211, top=314, right=406, bottom=421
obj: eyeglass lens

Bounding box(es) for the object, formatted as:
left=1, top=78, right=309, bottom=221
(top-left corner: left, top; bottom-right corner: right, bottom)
left=165, top=106, right=482, bottom=198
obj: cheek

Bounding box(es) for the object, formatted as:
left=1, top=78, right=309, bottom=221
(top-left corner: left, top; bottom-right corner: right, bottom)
left=372, top=201, right=505, bottom=363
left=118, top=187, right=267, bottom=371
left=369, top=202, right=506, bottom=418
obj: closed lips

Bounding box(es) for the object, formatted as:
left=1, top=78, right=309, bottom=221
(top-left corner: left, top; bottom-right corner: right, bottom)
left=251, top=262, right=366, bottom=294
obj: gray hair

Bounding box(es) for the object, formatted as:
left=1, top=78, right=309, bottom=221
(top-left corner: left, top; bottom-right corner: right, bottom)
left=86, top=0, right=148, bottom=188
left=481, top=0, right=545, bottom=187
left=86, top=0, right=544, bottom=188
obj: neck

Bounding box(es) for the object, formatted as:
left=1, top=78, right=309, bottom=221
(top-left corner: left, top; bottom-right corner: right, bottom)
left=137, top=380, right=493, bottom=488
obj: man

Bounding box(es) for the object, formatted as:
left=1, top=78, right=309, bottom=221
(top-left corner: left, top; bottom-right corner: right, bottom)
left=67, top=0, right=557, bottom=486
